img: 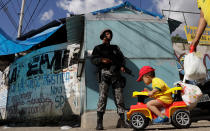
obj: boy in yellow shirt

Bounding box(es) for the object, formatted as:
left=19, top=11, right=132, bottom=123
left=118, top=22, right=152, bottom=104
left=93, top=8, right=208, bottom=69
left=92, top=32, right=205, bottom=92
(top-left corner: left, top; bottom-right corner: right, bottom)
left=136, top=66, right=173, bottom=123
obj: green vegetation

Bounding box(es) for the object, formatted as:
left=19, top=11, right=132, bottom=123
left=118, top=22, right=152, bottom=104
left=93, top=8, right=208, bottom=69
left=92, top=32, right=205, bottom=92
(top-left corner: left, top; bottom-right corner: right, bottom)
left=171, top=34, right=188, bottom=43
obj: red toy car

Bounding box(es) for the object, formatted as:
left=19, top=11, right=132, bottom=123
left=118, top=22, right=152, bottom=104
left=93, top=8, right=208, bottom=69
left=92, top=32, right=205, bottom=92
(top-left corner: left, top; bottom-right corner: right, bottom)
left=126, top=87, right=191, bottom=130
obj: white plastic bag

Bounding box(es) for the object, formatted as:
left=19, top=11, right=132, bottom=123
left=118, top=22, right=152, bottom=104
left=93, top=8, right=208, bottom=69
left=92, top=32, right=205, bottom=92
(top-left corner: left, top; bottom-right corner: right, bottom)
left=181, top=83, right=203, bottom=110
left=184, top=53, right=207, bottom=81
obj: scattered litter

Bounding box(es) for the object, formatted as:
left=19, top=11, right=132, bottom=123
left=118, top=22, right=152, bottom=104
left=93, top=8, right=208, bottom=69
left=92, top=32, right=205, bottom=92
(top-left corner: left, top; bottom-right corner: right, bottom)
left=3, top=126, right=10, bottom=129
left=60, top=126, right=72, bottom=130
left=197, top=120, right=209, bottom=123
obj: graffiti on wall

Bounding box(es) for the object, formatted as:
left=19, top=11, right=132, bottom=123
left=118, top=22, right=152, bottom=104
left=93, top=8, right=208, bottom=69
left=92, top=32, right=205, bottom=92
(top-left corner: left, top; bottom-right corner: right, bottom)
left=6, top=43, right=81, bottom=120
left=0, top=66, right=9, bottom=119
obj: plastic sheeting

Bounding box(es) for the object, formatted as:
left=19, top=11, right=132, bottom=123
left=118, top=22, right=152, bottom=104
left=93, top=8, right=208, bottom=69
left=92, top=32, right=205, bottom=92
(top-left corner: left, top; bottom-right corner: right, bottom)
left=92, top=1, right=163, bottom=19
left=168, top=18, right=182, bottom=34
left=0, top=24, right=63, bottom=56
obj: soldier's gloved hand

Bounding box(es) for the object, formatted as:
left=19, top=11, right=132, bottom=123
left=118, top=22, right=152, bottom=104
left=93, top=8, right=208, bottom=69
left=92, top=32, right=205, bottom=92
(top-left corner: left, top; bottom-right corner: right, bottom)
left=120, top=67, right=125, bottom=72
left=101, top=58, right=112, bottom=64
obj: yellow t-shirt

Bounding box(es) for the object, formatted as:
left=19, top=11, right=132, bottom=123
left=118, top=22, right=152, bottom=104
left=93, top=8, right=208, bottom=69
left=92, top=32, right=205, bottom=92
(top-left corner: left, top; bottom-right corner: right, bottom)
left=152, top=77, right=173, bottom=104
left=197, top=0, right=210, bottom=26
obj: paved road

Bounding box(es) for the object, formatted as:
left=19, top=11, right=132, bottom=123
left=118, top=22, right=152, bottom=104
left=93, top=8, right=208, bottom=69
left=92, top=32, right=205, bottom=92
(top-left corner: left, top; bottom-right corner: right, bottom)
left=1, top=120, right=210, bottom=131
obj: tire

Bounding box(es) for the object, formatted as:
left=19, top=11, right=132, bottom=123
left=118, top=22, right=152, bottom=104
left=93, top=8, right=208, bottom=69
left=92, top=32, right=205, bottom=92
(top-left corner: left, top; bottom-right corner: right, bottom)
left=129, top=112, right=149, bottom=130
left=171, top=109, right=191, bottom=129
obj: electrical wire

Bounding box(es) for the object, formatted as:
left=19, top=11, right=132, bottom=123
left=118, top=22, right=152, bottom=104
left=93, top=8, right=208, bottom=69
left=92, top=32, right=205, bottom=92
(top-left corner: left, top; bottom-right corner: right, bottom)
left=168, top=0, right=171, bottom=18
left=10, top=0, right=21, bottom=21
left=23, top=0, right=49, bottom=33
left=140, top=0, right=141, bottom=9
left=11, top=0, right=35, bottom=32
left=167, top=0, right=188, bottom=25
left=0, top=0, right=18, bottom=31
left=16, top=0, right=21, bottom=10
left=5, top=0, right=33, bottom=34
left=0, top=0, right=11, bottom=11
left=24, top=0, right=32, bottom=17
left=22, top=0, right=36, bottom=32
left=22, top=0, right=40, bottom=33
left=34, top=0, right=49, bottom=19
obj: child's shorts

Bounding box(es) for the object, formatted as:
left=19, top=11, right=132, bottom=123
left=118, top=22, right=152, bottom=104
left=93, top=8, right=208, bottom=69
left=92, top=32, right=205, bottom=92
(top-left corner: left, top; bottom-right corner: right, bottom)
left=157, top=99, right=171, bottom=108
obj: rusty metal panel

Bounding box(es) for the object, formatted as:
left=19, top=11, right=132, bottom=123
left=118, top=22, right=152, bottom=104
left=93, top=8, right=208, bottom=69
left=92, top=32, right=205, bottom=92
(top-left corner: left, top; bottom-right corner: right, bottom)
left=66, top=16, right=85, bottom=44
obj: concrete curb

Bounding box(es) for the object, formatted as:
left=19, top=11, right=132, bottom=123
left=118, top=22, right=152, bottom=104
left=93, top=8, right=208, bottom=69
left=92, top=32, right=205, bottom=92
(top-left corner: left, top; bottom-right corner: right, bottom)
left=81, top=110, right=120, bottom=129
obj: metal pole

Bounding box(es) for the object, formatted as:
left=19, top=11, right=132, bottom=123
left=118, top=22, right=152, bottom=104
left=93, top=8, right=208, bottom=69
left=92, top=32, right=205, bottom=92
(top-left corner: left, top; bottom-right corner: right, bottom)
left=162, top=9, right=200, bottom=15
left=17, top=0, right=26, bottom=38
left=182, top=13, right=187, bottom=26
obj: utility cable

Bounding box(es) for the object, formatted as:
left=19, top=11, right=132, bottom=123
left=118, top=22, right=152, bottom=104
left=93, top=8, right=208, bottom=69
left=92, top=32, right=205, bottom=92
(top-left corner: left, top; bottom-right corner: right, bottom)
left=34, top=0, right=49, bottom=19
left=140, top=0, right=141, bottom=9
left=24, top=0, right=32, bottom=17
left=11, top=0, right=35, bottom=32
left=10, top=0, right=21, bottom=20
left=23, top=0, right=49, bottom=33
left=21, top=0, right=35, bottom=32
left=168, top=0, right=171, bottom=18
left=0, top=0, right=11, bottom=11
left=16, top=0, right=21, bottom=10
left=22, top=0, right=40, bottom=33
left=0, top=0, right=18, bottom=31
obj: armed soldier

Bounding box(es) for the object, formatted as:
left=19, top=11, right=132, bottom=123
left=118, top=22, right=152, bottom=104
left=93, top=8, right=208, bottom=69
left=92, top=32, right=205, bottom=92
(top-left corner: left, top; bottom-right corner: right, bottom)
left=91, top=29, right=128, bottom=130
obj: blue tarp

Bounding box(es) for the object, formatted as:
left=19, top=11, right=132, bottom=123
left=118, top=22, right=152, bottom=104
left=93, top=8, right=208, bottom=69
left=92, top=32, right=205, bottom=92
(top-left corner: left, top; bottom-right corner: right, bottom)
left=92, top=1, right=163, bottom=19
left=0, top=24, right=63, bottom=56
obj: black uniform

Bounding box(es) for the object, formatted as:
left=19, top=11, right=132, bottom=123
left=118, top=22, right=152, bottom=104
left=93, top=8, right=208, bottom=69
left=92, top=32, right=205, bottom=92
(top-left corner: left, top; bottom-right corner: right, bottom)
left=91, top=43, right=126, bottom=114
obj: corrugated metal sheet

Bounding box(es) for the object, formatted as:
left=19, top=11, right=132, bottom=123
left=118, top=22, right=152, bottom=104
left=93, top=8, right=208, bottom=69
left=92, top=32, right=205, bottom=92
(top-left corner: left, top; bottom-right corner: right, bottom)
left=66, top=16, right=85, bottom=44
left=84, top=11, right=180, bottom=111
left=86, top=13, right=166, bottom=23
left=85, top=20, right=174, bottom=59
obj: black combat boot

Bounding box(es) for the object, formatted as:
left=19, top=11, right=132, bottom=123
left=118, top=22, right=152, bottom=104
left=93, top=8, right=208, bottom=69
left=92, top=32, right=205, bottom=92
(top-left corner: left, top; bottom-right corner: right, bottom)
left=116, top=113, right=130, bottom=128
left=96, top=112, right=104, bottom=130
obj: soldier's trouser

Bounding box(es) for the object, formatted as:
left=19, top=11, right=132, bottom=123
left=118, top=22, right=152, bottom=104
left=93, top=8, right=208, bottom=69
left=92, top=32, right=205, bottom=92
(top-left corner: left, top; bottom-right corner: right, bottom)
left=97, top=80, right=125, bottom=114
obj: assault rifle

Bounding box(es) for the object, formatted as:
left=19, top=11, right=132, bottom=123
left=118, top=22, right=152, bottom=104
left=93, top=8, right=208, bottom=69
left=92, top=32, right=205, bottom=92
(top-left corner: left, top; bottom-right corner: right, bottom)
left=124, top=66, right=135, bottom=77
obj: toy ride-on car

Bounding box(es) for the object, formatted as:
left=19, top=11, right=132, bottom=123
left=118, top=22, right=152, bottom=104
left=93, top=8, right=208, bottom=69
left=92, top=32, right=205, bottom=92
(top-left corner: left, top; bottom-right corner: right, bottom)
left=126, top=87, right=191, bottom=130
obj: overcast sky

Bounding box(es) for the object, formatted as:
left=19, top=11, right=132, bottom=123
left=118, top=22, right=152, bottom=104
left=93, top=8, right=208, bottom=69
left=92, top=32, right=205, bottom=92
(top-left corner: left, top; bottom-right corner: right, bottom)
left=0, top=0, right=200, bottom=39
